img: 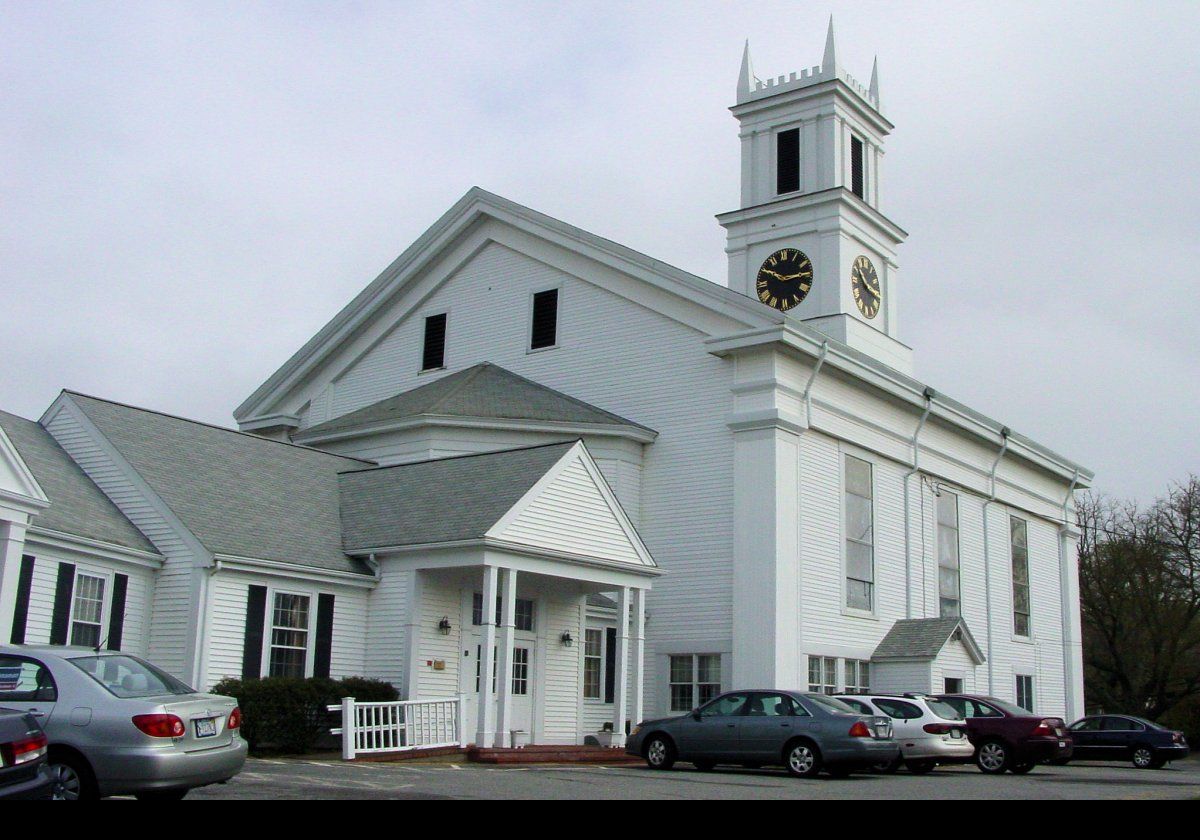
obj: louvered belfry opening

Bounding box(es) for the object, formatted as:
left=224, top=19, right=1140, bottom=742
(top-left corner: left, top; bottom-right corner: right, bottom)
left=530, top=289, right=558, bottom=350
left=422, top=313, right=447, bottom=370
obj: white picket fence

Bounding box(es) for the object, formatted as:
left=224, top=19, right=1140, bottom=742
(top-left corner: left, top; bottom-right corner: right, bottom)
left=329, top=695, right=467, bottom=760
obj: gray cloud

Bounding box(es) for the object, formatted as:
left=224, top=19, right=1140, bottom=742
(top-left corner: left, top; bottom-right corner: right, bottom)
left=2, top=0, right=1196, bottom=503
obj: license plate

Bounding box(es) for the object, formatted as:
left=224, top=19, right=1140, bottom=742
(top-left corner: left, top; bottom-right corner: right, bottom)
left=194, top=717, right=218, bottom=738
left=1058, top=740, right=1067, bottom=748
left=951, top=729, right=964, bottom=739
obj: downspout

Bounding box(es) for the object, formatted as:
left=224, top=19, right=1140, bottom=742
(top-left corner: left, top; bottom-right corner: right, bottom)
left=802, top=341, right=829, bottom=428
left=981, top=427, right=1010, bottom=695
left=1058, top=470, right=1081, bottom=719
left=903, top=388, right=934, bottom=619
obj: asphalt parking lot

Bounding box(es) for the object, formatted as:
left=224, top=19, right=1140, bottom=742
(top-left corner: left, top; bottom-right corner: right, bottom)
left=188, top=756, right=1200, bottom=800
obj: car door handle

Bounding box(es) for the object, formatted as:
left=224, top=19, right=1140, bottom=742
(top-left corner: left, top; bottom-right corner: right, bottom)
left=726, top=723, right=736, bottom=728
left=780, top=723, right=791, bottom=728
left=27, top=710, right=46, bottom=718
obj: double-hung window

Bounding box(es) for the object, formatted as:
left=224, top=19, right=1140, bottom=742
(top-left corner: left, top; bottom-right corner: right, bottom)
left=844, top=659, right=871, bottom=694
left=583, top=629, right=604, bottom=700
left=269, top=593, right=310, bottom=678
left=844, top=455, right=875, bottom=611
left=669, top=654, right=720, bottom=712
left=69, top=573, right=106, bottom=648
left=1010, top=516, right=1031, bottom=637
left=937, top=491, right=961, bottom=617
left=1015, top=675, right=1034, bottom=712
left=807, top=656, right=837, bottom=695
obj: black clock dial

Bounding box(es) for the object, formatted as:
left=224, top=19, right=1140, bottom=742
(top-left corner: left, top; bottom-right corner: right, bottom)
left=755, top=248, right=813, bottom=311
left=851, top=255, right=881, bottom=319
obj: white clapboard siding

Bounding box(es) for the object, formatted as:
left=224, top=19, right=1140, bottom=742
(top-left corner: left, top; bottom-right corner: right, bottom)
left=495, top=456, right=643, bottom=566
left=932, top=640, right=980, bottom=694
left=204, top=570, right=369, bottom=688
left=365, top=566, right=410, bottom=691
left=539, top=595, right=583, bottom=744
left=415, top=578, right=461, bottom=700
left=43, top=405, right=199, bottom=679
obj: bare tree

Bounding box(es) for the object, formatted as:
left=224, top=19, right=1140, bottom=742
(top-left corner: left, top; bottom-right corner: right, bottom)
left=1078, top=477, right=1200, bottom=719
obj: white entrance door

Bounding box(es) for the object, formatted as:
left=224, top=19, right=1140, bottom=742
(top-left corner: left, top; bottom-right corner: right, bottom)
left=464, top=637, right=534, bottom=744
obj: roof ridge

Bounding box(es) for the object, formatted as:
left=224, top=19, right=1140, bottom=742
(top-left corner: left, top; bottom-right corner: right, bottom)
left=338, top=439, right=579, bottom=476
left=61, top=390, right=375, bottom=465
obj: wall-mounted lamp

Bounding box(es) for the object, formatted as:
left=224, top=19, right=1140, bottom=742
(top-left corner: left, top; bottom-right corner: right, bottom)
left=437, top=616, right=453, bottom=636
left=560, top=631, right=574, bottom=647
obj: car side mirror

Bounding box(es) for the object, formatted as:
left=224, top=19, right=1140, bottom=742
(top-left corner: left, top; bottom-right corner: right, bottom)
left=692, top=709, right=701, bottom=721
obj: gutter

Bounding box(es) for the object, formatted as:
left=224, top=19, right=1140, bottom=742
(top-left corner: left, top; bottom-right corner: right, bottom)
left=903, top=388, right=934, bottom=619
left=981, top=427, right=1010, bottom=695
left=801, top=341, right=829, bottom=428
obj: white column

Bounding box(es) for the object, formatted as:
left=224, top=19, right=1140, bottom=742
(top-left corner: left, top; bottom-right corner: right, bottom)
left=494, top=568, right=517, bottom=748
left=612, top=586, right=631, bottom=748
left=632, top=588, right=646, bottom=727
left=0, top=519, right=29, bottom=643
left=475, top=566, right=498, bottom=748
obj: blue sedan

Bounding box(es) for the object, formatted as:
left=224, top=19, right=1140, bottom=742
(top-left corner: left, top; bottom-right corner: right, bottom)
left=1065, top=715, right=1189, bottom=769
left=626, top=690, right=898, bottom=778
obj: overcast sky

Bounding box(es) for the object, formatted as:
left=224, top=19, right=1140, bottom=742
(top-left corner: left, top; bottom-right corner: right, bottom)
left=2, top=1, right=1197, bottom=504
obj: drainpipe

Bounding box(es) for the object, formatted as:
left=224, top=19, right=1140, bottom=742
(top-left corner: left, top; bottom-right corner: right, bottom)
left=903, top=388, right=935, bottom=619
left=802, top=341, right=829, bottom=428
left=1058, top=470, right=1081, bottom=719
left=981, top=427, right=1010, bottom=695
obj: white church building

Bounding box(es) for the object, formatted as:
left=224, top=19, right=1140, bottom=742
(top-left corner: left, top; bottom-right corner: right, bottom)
left=0, top=26, right=1092, bottom=748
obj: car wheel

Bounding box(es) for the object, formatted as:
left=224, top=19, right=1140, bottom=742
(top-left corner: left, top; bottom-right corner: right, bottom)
left=692, top=760, right=715, bottom=772
left=644, top=735, right=676, bottom=771
left=976, top=739, right=1011, bottom=774
left=1132, top=747, right=1156, bottom=769
left=135, top=788, right=190, bottom=801
left=47, top=752, right=97, bottom=801
left=1010, top=762, right=1035, bottom=775
left=873, top=755, right=903, bottom=774
left=905, top=759, right=937, bottom=775
left=784, top=740, right=822, bottom=779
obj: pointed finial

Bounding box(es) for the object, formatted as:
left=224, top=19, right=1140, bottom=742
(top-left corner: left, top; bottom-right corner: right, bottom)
left=869, top=56, right=880, bottom=106
left=822, top=15, right=837, bottom=74
left=738, top=39, right=756, bottom=97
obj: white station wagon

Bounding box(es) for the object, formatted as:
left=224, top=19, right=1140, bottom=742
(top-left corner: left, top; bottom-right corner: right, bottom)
left=836, top=693, right=974, bottom=773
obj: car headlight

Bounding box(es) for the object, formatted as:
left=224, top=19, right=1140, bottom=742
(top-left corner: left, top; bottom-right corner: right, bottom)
left=630, top=726, right=641, bottom=737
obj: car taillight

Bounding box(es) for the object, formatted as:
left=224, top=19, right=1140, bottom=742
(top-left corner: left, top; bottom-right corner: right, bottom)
left=1, top=733, right=48, bottom=766
left=1031, top=719, right=1056, bottom=737
left=1173, top=732, right=1185, bottom=745
left=923, top=723, right=953, bottom=735
left=132, top=714, right=186, bottom=738
left=227, top=707, right=242, bottom=730
left=848, top=721, right=872, bottom=738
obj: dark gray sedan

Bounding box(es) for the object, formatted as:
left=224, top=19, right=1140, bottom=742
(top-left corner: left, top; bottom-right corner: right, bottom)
left=626, top=690, right=898, bottom=778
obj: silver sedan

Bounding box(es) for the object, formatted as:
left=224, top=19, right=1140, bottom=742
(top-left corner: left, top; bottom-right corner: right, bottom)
left=0, top=645, right=247, bottom=800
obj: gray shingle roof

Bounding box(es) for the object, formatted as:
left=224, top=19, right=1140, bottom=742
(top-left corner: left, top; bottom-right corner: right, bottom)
left=872, top=617, right=985, bottom=663
left=67, top=393, right=373, bottom=575
left=0, top=410, right=157, bottom=554
left=339, top=441, right=575, bottom=552
left=304, top=363, right=655, bottom=438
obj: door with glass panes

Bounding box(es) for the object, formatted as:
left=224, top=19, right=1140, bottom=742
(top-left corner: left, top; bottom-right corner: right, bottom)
left=461, top=591, right=535, bottom=743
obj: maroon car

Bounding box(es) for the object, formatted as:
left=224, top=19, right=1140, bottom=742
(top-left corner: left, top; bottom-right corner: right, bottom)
left=932, top=694, right=1072, bottom=774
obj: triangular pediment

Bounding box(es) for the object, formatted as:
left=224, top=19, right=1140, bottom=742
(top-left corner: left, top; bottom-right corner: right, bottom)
left=235, top=188, right=778, bottom=428
left=0, top=421, right=49, bottom=517
left=488, top=441, right=655, bottom=569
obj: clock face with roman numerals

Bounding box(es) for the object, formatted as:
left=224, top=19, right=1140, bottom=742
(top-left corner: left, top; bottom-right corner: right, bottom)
left=755, top=248, right=813, bottom=311
left=851, top=255, right=881, bottom=319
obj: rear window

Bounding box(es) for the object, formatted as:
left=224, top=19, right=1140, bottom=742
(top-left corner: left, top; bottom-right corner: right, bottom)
left=926, top=699, right=964, bottom=721
left=69, top=655, right=194, bottom=698
left=805, top=694, right=859, bottom=714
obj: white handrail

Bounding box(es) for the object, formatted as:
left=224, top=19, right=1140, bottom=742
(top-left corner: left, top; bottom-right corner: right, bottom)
left=329, top=695, right=467, bottom=760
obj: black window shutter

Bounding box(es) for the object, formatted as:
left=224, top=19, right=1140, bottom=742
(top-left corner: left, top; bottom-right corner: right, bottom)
left=49, top=562, right=76, bottom=645
left=241, top=585, right=268, bottom=678
left=106, top=574, right=129, bottom=651
left=9, top=555, right=36, bottom=645
left=530, top=289, right=559, bottom=350
left=776, top=128, right=800, bottom=194
left=604, top=627, right=617, bottom=704
left=314, top=594, right=335, bottom=679
left=421, top=313, right=447, bottom=370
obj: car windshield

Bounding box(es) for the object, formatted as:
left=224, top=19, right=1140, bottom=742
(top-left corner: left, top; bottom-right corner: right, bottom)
left=925, top=699, right=965, bottom=721
left=805, top=694, right=860, bottom=714
left=68, top=655, right=195, bottom=698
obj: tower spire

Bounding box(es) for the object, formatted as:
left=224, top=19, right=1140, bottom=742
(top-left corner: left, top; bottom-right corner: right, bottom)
left=738, top=39, right=756, bottom=97
left=869, top=56, right=880, bottom=106
left=822, top=15, right=837, bottom=74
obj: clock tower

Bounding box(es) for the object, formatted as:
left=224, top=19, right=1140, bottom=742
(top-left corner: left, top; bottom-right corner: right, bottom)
left=717, top=19, right=913, bottom=374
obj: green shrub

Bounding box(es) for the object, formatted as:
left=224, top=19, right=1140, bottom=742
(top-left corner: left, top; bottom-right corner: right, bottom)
left=211, top=675, right=398, bottom=754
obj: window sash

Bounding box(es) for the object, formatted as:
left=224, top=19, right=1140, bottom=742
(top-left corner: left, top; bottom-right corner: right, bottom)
left=473, top=593, right=535, bottom=632
left=583, top=629, right=603, bottom=700
left=844, top=455, right=875, bottom=611
left=1010, top=517, right=1031, bottom=636
left=268, top=592, right=310, bottom=678
left=669, top=654, right=720, bottom=712
left=938, top=492, right=961, bottom=618
left=70, top=573, right=106, bottom=648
